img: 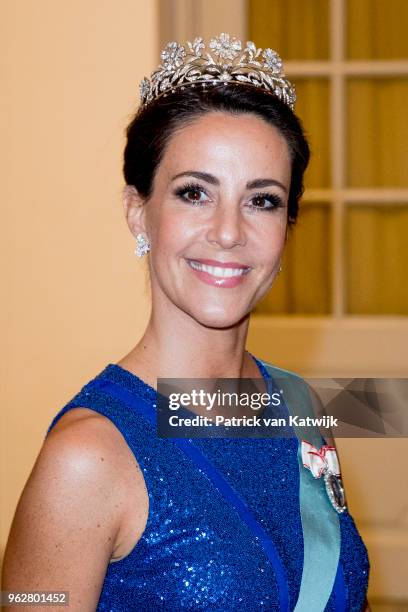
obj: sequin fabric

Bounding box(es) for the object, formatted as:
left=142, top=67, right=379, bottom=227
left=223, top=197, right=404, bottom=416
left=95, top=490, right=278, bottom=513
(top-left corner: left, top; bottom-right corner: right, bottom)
left=45, top=357, right=369, bottom=611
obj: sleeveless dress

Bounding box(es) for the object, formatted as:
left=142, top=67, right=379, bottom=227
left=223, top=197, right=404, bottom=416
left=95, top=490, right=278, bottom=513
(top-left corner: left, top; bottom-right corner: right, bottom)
left=45, top=356, right=369, bottom=611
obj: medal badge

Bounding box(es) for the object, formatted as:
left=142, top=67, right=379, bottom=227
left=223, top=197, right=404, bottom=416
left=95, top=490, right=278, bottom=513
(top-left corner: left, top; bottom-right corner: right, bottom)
left=301, top=440, right=347, bottom=514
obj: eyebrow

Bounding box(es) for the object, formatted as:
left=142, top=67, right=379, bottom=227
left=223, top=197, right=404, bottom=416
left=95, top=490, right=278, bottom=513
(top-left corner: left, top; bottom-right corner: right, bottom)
left=171, top=171, right=288, bottom=194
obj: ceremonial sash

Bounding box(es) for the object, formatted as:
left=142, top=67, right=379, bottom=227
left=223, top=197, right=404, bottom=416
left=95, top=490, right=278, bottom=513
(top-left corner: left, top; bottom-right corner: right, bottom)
left=260, top=360, right=346, bottom=611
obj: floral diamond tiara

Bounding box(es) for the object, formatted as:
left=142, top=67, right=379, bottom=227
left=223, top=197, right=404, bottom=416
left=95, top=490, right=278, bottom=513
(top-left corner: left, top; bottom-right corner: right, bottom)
left=139, top=33, right=296, bottom=111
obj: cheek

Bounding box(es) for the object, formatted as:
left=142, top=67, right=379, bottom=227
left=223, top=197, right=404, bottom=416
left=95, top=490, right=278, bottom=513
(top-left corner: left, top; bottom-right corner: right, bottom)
left=256, top=216, right=287, bottom=255
left=151, top=209, right=198, bottom=255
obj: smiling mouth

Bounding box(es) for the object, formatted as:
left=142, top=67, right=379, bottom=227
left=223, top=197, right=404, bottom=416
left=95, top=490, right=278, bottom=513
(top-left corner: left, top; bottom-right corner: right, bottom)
left=186, top=259, right=252, bottom=278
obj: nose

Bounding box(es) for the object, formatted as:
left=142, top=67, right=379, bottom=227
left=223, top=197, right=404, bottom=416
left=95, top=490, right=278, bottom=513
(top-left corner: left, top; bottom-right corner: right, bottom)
left=206, top=202, right=247, bottom=249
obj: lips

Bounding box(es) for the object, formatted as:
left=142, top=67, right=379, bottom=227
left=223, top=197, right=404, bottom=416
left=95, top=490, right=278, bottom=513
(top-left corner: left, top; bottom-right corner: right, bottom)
left=189, top=259, right=251, bottom=269
left=185, top=258, right=252, bottom=288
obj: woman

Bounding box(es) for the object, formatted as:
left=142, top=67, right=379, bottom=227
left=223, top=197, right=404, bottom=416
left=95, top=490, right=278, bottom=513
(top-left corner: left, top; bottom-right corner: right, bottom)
left=2, top=34, right=370, bottom=610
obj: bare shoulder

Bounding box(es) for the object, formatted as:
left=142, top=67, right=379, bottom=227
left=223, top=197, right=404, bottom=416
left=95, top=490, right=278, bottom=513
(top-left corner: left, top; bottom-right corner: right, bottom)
left=45, top=408, right=150, bottom=556
left=43, top=407, right=143, bottom=501
left=2, top=407, right=149, bottom=609
left=47, top=407, right=150, bottom=556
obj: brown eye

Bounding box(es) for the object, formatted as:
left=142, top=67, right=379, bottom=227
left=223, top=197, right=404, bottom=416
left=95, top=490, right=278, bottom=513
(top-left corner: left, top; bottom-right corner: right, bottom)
left=187, top=189, right=202, bottom=202
left=174, top=183, right=209, bottom=206
left=249, top=193, right=283, bottom=211
left=253, top=195, right=267, bottom=208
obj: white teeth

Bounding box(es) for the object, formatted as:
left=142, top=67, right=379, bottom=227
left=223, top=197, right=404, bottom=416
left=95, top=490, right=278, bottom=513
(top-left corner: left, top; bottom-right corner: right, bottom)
left=188, top=260, right=249, bottom=278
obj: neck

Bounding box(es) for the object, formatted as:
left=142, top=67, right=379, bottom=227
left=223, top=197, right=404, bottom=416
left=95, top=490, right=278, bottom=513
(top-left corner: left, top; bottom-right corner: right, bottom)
left=120, top=289, right=258, bottom=383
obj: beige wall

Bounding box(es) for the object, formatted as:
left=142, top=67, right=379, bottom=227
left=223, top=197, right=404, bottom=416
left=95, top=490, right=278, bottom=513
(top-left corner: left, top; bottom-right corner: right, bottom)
left=2, top=2, right=407, bottom=604
left=1, top=0, right=158, bottom=561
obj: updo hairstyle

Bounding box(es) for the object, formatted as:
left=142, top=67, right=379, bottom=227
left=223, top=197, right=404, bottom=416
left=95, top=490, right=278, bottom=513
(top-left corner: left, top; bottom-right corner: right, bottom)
left=123, top=85, right=310, bottom=227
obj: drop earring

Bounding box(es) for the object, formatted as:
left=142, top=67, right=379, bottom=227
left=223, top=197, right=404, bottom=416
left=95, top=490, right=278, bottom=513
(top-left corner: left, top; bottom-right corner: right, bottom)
left=135, top=233, right=150, bottom=257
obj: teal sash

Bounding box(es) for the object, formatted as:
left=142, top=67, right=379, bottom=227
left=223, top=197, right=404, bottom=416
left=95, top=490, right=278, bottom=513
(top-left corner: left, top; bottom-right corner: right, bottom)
left=261, top=361, right=345, bottom=611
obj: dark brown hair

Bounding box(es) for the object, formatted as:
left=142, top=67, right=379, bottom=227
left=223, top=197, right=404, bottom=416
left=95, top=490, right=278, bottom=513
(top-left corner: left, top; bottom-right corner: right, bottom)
left=123, top=84, right=310, bottom=226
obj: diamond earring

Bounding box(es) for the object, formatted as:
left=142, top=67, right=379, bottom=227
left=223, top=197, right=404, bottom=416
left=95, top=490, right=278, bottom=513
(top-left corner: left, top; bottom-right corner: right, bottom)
left=135, top=233, right=150, bottom=257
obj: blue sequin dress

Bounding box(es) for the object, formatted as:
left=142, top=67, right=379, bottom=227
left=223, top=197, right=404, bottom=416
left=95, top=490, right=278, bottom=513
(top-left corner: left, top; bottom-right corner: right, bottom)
left=45, top=357, right=369, bottom=611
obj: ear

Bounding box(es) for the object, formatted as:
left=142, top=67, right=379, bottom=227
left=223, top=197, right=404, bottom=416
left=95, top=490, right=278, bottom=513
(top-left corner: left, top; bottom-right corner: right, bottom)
left=122, top=185, right=148, bottom=237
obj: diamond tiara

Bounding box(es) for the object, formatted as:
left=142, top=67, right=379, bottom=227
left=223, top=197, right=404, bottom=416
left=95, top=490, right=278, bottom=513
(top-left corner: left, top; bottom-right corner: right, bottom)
left=139, top=33, right=296, bottom=111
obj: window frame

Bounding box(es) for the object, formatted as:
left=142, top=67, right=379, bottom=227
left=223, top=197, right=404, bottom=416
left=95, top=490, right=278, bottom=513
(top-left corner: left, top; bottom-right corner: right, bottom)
left=158, top=0, right=408, bottom=377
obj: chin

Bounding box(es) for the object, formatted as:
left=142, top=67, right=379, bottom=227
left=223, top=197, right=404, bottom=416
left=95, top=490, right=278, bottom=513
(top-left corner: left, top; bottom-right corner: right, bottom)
left=187, top=304, right=250, bottom=330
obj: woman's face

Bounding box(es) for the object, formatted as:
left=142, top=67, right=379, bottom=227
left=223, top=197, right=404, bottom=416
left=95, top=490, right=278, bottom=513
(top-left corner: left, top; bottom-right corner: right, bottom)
left=132, top=111, right=291, bottom=329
